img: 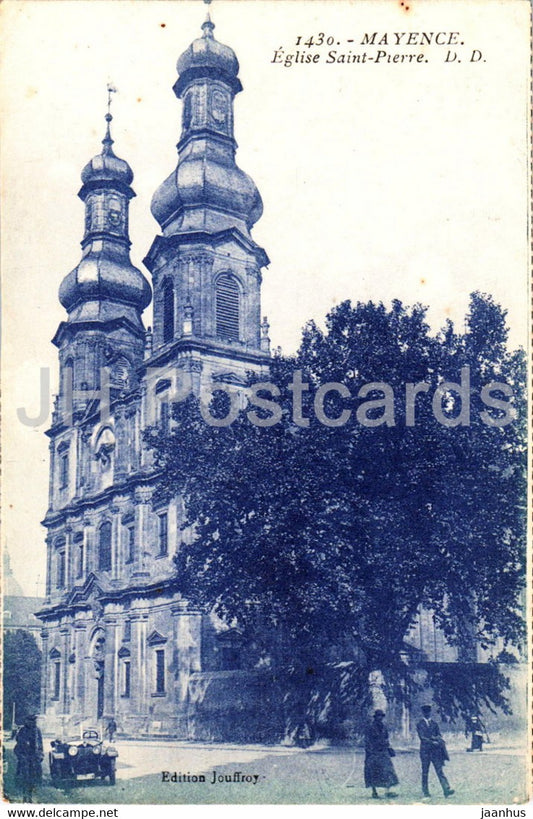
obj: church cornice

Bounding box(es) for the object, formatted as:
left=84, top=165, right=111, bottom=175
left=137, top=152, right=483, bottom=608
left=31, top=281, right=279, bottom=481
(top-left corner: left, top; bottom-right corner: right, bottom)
left=35, top=576, right=182, bottom=622
left=45, top=385, right=141, bottom=439
left=41, top=469, right=161, bottom=527
left=176, top=127, right=237, bottom=155
left=173, top=65, right=242, bottom=98
left=52, top=316, right=146, bottom=349
left=143, top=228, right=269, bottom=273
left=141, top=336, right=271, bottom=373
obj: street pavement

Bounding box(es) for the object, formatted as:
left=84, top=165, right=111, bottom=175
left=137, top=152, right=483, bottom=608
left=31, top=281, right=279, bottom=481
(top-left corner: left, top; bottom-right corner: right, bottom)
left=3, top=738, right=529, bottom=805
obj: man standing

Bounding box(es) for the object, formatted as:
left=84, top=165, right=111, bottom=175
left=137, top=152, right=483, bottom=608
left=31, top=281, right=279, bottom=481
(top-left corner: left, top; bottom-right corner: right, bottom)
left=13, top=714, right=43, bottom=803
left=107, top=717, right=117, bottom=742
left=416, top=705, right=454, bottom=798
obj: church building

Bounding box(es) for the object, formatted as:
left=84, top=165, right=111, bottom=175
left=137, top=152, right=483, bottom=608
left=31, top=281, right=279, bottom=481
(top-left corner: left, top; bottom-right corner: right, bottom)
left=36, top=10, right=522, bottom=743
left=37, top=12, right=274, bottom=740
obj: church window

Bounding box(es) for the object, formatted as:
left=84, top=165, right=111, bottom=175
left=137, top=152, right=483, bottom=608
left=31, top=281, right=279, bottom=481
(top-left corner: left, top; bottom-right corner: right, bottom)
left=74, top=533, right=84, bottom=579
left=216, top=629, right=243, bottom=670
left=107, top=196, right=122, bottom=228
left=53, top=661, right=61, bottom=699
left=98, top=521, right=112, bottom=572
left=50, top=650, right=61, bottom=700
left=162, top=279, right=174, bottom=344
left=123, top=620, right=131, bottom=642
left=125, top=525, right=135, bottom=564
left=215, top=274, right=240, bottom=341
left=59, top=454, right=69, bottom=490
left=57, top=552, right=65, bottom=589
left=158, top=512, right=168, bottom=557
left=123, top=660, right=131, bottom=698
left=111, top=356, right=130, bottom=389
left=62, top=357, right=74, bottom=395
left=118, top=645, right=131, bottom=697
left=55, top=537, right=66, bottom=589
left=155, top=649, right=165, bottom=694
left=160, top=402, right=170, bottom=433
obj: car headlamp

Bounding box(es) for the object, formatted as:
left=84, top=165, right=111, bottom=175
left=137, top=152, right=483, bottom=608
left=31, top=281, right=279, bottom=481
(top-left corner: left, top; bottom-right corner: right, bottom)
left=68, top=746, right=78, bottom=757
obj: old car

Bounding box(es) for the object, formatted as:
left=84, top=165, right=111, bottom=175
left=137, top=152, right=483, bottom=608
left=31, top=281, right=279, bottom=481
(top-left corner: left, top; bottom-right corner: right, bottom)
left=49, top=728, right=118, bottom=785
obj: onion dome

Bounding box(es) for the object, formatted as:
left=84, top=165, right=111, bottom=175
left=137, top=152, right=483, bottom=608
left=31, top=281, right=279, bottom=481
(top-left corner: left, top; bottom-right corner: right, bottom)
left=151, top=12, right=262, bottom=236
left=79, top=113, right=134, bottom=195
left=59, top=106, right=151, bottom=316
left=59, top=255, right=152, bottom=313
left=174, top=17, right=242, bottom=97
left=150, top=157, right=263, bottom=235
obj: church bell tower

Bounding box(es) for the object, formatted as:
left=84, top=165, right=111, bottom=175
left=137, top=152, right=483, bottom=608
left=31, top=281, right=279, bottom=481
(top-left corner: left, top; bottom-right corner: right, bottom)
left=144, top=10, right=270, bottom=391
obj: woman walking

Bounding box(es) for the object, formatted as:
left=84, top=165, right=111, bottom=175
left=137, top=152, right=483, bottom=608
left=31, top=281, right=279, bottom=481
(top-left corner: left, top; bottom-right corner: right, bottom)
left=364, top=709, right=399, bottom=799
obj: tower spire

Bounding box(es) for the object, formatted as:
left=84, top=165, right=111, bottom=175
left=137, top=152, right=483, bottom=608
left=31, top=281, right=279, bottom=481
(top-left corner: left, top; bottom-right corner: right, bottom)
left=202, top=0, right=214, bottom=37
left=103, top=83, right=117, bottom=155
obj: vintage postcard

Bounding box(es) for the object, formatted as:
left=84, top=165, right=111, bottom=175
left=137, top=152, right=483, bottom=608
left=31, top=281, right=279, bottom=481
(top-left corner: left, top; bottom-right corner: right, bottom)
left=1, top=0, right=530, bottom=813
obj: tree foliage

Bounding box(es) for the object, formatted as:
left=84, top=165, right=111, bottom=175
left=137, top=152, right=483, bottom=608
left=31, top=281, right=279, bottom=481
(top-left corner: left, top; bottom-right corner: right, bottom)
left=145, top=294, right=526, bottom=734
left=3, top=630, right=42, bottom=730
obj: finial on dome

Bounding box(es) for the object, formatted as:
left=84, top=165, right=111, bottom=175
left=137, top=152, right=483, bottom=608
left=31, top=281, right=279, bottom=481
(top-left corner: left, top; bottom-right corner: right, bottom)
left=103, top=83, right=117, bottom=155
left=202, top=0, right=214, bottom=38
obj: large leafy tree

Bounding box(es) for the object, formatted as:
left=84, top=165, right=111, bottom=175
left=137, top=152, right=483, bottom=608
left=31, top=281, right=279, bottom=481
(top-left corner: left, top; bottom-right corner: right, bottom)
left=3, top=630, right=42, bottom=730
left=145, top=294, right=526, bottom=736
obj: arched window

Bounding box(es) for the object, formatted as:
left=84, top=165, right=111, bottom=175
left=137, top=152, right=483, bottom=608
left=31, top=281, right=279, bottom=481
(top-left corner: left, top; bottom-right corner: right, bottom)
left=215, top=274, right=240, bottom=341
left=62, top=357, right=74, bottom=394
left=162, top=279, right=174, bottom=344
left=55, top=537, right=66, bottom=589
left=50, top=648, right=61, bottom=699
left=98, top=521, right=112, bottom=572
left=74, top=532, right=84, bottom=579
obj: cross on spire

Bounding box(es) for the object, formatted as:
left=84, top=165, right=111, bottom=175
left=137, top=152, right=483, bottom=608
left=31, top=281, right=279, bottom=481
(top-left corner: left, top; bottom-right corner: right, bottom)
left=103, top=83, right=117, bottom=154
left=202, top=0, right=215, bottom=35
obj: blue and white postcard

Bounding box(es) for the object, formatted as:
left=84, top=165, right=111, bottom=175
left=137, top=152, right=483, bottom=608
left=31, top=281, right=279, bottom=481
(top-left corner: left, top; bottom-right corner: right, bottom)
left=1, top=0, right=530, bottom=814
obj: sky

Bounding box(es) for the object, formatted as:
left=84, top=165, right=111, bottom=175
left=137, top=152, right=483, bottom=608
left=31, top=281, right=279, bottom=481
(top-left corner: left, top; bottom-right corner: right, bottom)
left=1, top=0, right=530, bottom=595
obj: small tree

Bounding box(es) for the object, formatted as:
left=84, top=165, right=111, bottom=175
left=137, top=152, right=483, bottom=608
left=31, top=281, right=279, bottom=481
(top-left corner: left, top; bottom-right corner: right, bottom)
left=3, top=630, right=42, bottom=730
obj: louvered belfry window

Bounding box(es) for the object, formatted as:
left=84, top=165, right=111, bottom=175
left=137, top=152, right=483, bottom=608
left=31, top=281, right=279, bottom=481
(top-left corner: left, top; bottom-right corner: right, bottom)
left=162, top=279, right=174, bottom=344
left=216, top=274, right=240, bottom=341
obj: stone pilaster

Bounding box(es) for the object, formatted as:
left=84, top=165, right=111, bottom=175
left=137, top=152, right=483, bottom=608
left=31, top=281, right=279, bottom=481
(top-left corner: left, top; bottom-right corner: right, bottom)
left=110, top=505, right=121, bottom=582
left=73, top=621, right=87, bottom=715
left=171, top=602, right=202, bottom=704
left=104, top=617, right=119, bottom=716
left=59, top=625, right=70, bottom=716
left=133, top=487, right=152, bottom=577
left=40, top=630, right=50, bottom=714
left=130, top=612, right=149, bottom=716
left=64, top=525, right=73, bottom=590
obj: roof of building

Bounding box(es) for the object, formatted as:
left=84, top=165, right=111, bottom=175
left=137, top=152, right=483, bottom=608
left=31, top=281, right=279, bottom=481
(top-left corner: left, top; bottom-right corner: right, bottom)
left=3, top=595, right=44, bottom=630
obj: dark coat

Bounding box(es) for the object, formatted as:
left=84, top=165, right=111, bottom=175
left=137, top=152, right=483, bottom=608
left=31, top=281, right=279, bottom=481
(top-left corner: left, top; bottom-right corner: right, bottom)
left=14, top=724, right=43, bottom=788
left=416, top=718, right=449, bottom=763
left=364, top=721, right=399, bottom=788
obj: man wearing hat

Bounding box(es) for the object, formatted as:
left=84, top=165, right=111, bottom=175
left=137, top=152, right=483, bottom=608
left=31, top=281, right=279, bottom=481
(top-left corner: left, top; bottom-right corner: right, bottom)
left=14, top=714, right=43, bottom=803
left=416, top=705, right=454, bottom=798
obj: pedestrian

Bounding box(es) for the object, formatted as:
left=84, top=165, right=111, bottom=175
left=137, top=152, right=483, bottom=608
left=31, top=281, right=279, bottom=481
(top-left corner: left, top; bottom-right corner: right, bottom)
left=106, top=717, right=117, bottom=742
left=465, top=715, right=487, bottom=752
left=13, top=714, right=43, bottom=803
left=364, top=709, right=399, bottom=799
left=416, top=705, right=454, bottom=798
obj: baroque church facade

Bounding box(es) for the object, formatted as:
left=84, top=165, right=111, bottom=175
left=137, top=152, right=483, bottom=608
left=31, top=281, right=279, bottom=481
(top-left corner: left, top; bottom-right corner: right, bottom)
left=36, top=12, right=521, bottom=742
left=38, top=14, right=274, bottom=740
